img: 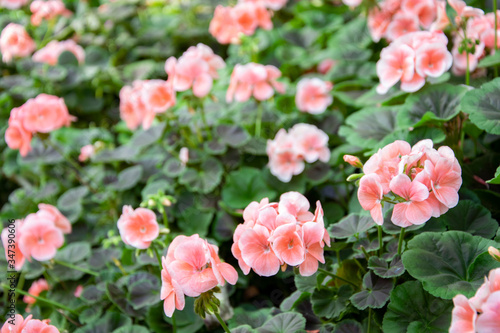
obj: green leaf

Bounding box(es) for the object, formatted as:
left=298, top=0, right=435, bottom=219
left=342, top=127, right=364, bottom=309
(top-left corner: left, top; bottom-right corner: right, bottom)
left=58, top=50, right=79, bottom=67
left=55, top=242, right=91, bottom=263
left=112, top=326, right=149, bottom=333
left=257, top=312, right=306, bottom=333
left=295, top=273, right=318, bottom=294
left=79, top=307, right=103, bottom=325
left=178, top=208, right=214, bottom=237
left=163, top=159, right=186, bottom=177
left=338, top=107, right=399, bottom=149
left=222, top=167, right=277, bottom=209
left=368, top=256, right=405, bottom=278
left=402, top=231, right=500, bottom=299
left=74, top=312, right=132, bottom=333
left=487, top=165, right=500, bottom=184
left=478, top=52, right=500, bottom=68
left=216, top=124, right=251, bottom=148
left=110, top=165, right=143, bottom=191
left=311, top=285, right=353, bottom=319
left=129, top=123, right=166, bottom=148
left=350, top=272, right=393, bottom=310
left=20, top=140, right=63, bottom=164
left=329, top=214, right=376, bottom=239
left=280, top=290, right=310, bottom=312
left=438, top=200, right=498, bottom=238
left=229, top=307, right=273, bottom=329
left=123, top=60, right=158, bottom=81
left=128, top=278, right=161, bottom=310
left=179, top=157, right=223, bottom=194
left=382, top=281, right=452, bottom=333
left=204, top=138, right=227, bottom=155
left=333, top=320, right=363, bottom=333
left=460, top=78, right=500, bottom=134
left=398, top=84, right=468, bottom=127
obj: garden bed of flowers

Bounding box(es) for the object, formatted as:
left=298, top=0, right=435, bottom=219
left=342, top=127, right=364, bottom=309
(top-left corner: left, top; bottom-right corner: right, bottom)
left=1, top=0, right=500, bottom=332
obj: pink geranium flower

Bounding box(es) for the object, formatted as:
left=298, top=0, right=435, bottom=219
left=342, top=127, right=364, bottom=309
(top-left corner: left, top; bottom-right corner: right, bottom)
left=20, top=319, right=59, bottom=333
left=270, top=223, right=305, bottom=266
left=386, top=12, right=420, bottom=41
left=117, top=206, right=159, bottom=249
left=389, top=174, right=432, bottom=227
left=5, top=111, right=32, bottom=157
left=449, top=294, right=477, bottom=333
left=161, top=257, right=185, bottom=317
left=0, top=23, right=35, bottom=63
left=37, top=204, right=72, bottom=234
left=239, top=224, right=281, bottom=276
left=209, top=5, right=241, bottom=45
left=376, top=43, right=415, bottom=94
left=1, top=220, right=25, bottom=271
left=0, top=0, right=28, bottom=9
left=291, top=123, right=331, bottom=164
left=415, top=43, right=453, bottom=77
left=295, top=78, right=333, bottom=114
left=317, top=59, right=336, bottom=74
left=1, top=314, right=32, bottom=333
left=358, top=174, right=385, bottom=225
left=19, top=94, right=75, bottom=134
left=30, top=0, right=72, bottom=26
left=24, top=279, right=49, bottom=305
left=19, top=214, right=64, bottom=262
left=33, top=40, right=84, bottom=66
left=278, top=192, right=314, bottom=222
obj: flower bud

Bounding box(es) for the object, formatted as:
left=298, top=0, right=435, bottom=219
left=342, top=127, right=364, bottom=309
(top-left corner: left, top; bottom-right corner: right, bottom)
left=343, top=155, right=363, bottom=168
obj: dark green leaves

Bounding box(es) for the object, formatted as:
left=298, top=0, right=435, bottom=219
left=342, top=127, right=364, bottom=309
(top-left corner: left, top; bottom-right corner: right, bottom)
left=222, top=167, right=277, bottom=209
left=109, top=165, right=143, bottom=191
left=461, top=78, right=500, bottom=134
left=383, top=281, right=452, bottom=333
left=368, top=256, right=405, bottom=278
left=487, top=166, right=500, bottom=184
left=329, top=214, right=376, bottom=239
left=216, top=124, right=251, bottom=148
left=257, top=312, right=306, bottom=333
left=179, top=157, right=223, bottom=194
left=311, top=285, right=353, bottom=319
left=402, top=231, right=500, bottom=299
left=350, top=272, right=393, bottom=310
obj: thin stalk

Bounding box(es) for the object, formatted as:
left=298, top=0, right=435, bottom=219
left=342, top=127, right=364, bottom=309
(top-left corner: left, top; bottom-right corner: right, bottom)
left=53, top=259, right=99, bottom=277
left=14, top=271, right=25, bottom=303
left=397, top=228, right=406, bottom=256
left=377, top=225, right=383, bottom=257
left=368, top=308, right=372, bottom=333
left=153, top=246, right=163, bottom=268
left=214, top=312, right=231, bottom=333
left=255, top=102, right=263, bottom=137
left=466, top=50, right=470, bottom=85
left=495, top=0, right=498, bottom=77
left=172, top=312, right=177, bottom=333
left=199, top=105, right=212, bottom=141
left=318, top=268, right=358, bottom=288
left=161, top=207, right=169, bottom=230
left=1, top=284, right=78, bottom=315
left=360, top=246, right=370, bottom=261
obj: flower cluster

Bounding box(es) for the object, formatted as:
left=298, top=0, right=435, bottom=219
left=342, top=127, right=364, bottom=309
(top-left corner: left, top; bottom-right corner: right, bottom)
left=1, top=204, right=71, bottom=271
left=1, top=314, right=59, bottom=333
left=24, top=278, right=49, bottom=311
left=30, top=0, right=72, bottom=26
left=450, top=268, right=500, bottom=332
left=209, top=2, right=273, bottom=44
left=33, top=40, right=85, bottom=66
left=232, top=192, right=330, bottom=277
left=367, top=0, right=445, bottom=42
left=117, top=206, right=160, bottom=249
left=267, top=124, right=330, bottom=183
left=377, top=31, right=452, bottom=94
left=165, top=43, right=226, bottom=98
left=5, top=94, right=75, bottom=156
left=357, top=139, right=462, bottom=227
left=295, top=78, right=333, bottom=114
left=0, top=23, right=35, bottom=63
left=226, top=62, right=285, bottom=103
left=160, top=234, right=238, bottom=317
left=0, top=0, right=28, bottom=9
left=119, top=79, right=175, bottom=130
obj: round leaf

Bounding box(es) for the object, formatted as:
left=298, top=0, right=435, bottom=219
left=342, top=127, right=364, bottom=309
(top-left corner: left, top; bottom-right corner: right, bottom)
left=329, top=214, right=376, bottom=239
left=350, top=272, right=393, bottom=310
left=460, top=78, right=500, bottom=134
left=257, top=312, right=306, bottom=333
left=368, top=256, right=405, bottom=278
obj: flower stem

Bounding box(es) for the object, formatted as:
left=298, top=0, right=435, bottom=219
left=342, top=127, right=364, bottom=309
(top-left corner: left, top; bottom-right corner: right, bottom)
left=214, top=311, right=231, bottom=333
left=1, top=283, right=78, bottom=315
left=397, top=228, right=406, bottom=256
left=318, top=268, right=358, bottom=288
left=172, top=312, right=177, bottom=333
left=465, top=49, right=470, bottom=86
left=368, top=308, right=372, bottom=333
left=153, top=246, right=163, bottom=268
left=199, top=105, right=212, bottom=141
left=494, top=0, right=498, bottom=77
left=255, top=102, right=263, bottom=137
left=377, top=225, right=383, bottom=257
left=52, top=259, right=99, bottom=277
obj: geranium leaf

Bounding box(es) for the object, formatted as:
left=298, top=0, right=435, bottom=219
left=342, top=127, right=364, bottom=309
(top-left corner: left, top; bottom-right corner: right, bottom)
left=257, top=312, right=306, bottom=333
left=329, top=214, right=376, bottom=239
left=368, top=256, right=405, bottom=278
left=460, top=77, right=500, bottom=134
left=350, top=272, right=393, bottom=310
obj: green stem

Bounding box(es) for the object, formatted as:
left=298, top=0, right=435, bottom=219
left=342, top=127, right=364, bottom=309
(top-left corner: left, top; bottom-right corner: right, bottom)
left=53, top=259, right=99, bottom=277
left=14, top=272, right=25, bottom=304
left=397, top=228, right=406, bottom=256
left=318, top=268, right=358, bottom=288
left=161, top=207, right=169, bottom=231
left=172, top=312, right=177, bottom=333
left=368, top=308, right=372, bottom=333
left=465, top=50, right=470, bottom=86
left=199, top=105, right=212, bottom=141
left=214, top=311, right=231, bottom=333
left=153, top=246, right=163, bottom=268
left=360, top=246, right=370, bottom=261
left=377, top=225, right=383, bottom=257
left=255, top=102, right=263, bottom=137
left=1, top=284, right=78, bottom=315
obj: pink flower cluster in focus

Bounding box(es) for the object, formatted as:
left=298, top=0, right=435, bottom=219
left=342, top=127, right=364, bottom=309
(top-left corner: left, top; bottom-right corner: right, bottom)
left=1, top=204, right=70, bottom=271
left=209, top=2, right=272, bottom=44
left=295, top=78, right=333, bottom=114
left=5, top=94, right=75, bottom=156
left=450, top=268, right=500, bottom=333
left=0, top=23, right=36, bottom=63
left=32, top=40, right=85, bottom=66
left=267, top=124, right=330, bottom=183
left=30, top=0, right=72, bottom=26
left=376, top=31, right=452, bottom=94
left=117, top=206, right=160, bottom=249
left=227, top=63, right=285, bottom=103
left=119, top=79, right=175, bottom=130
left=165, top=43, right=225, bottom=98
left=1, top=314, right=60, bottom=333
left=161, top=234, right=238, bottom=317
left=358, top=139, right=462, bottom=227
left=232, top=192, right=330, bottom=277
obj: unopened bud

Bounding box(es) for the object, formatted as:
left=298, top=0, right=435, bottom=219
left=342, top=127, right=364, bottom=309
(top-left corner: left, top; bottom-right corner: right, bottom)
left=147, top=199, right=155, bottom=207
left=343, top=155, right=363, bottom=168
left=347, top=173, right=364, bottom=182
left=489, top=246, right=500, bottom=261
left=162, top=198, right=172, bottom=207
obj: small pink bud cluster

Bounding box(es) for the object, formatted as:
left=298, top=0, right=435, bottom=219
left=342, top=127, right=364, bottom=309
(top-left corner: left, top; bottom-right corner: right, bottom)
left=209, top=2, right=274, bottom=45
left=117, top=206, right=160, bottom=249
left=32, top=40, right=85, bottom=66
left=226, top=62, right=285, bottom=103
left=232, top=192, right=330, bottom=277
left=450, top=268, right=500, bottom=332
left=377, top=31, right=452, bottom=94
left=161, top=234, right=238, bottom=317
left=119, top=80, right=175, bottom=130
left=165, top=43, right=225, bottom=98
left=267, top=124, right=330, bottom=183
left=358, top=139, right=462, bottom=227
left=1, top=204, right=71, bottom=271
left=1, top=314, right=60, bottom=333
left=5, top=94, right=75, bottom=156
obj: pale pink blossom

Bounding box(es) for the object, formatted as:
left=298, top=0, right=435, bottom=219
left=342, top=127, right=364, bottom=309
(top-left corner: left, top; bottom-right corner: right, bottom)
left=1, top=314, right=31, bottom=333
left=0, top=23, right=35, bottom=63
left=117, top=206, right=159, bottom=249
left=19, top=214, right=64, bottom=262
left=209, top=5, right=241, bottom=45
left=376, top=44, right=415, bottom=94
left=449, top=295, right=477, bottom=333
left=179, top=147, right=189, bottom=165
left=390, top=174, right=432, bottom=227
left=32, top=40, right=84, bottom=66
left=24, top=279, right=49, bottom=305
left=78, top=144, right=95, bottom=162
left=415, top=43, right=453, bottom=77
left=20, top=94, right=75, bottom=133
left=317, top=59, right=336, bottom=74
left=19, top=319, right=59, bottom=333
left=5, top=107, right=32, bottom=157
left=343, top=155, right=363, bottom=168
left=342, top=0, right=362, bottom=8
left=161, top=257, right=185, bottom=317
left=74, top=285, right=83, bottom=298
left=37, top=204, right=71, bottom=234
left=1, top=220, right=25, bottom=271
left=30, top=0, right=72, bottom=26
left=142, top=80, right=176, bottom=113
left=386, top=12, right=419, bottom=41
left=295, top=78, right=333, bottom=114
left=290, top=123, right=330, bottom=163
left=358, top=174, right=384, bottom=225
left=239, top=0, right=288, bottom=11
left=0, top=0, right=28, bottom=9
